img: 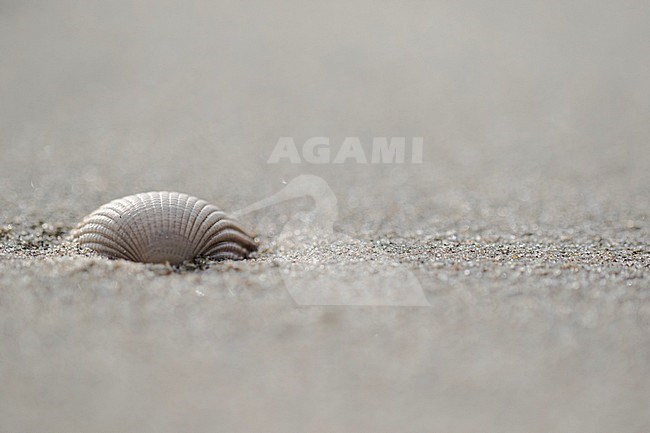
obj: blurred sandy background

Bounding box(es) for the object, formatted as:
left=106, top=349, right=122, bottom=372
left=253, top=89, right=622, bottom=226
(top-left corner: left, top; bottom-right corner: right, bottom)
left=1, top=1, right=649, bottom=432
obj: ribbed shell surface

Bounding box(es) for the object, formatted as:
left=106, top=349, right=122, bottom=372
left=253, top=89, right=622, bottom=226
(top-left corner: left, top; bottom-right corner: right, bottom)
left=74, top=191, right=257, bottom=264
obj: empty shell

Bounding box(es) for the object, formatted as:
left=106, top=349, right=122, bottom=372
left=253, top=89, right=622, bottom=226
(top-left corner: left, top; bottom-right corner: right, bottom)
left=74, top=191, right=258, bottom=264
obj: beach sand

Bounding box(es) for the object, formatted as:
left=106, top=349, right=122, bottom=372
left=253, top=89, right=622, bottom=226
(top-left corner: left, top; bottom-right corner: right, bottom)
left=1, top=1, right=649, bottom=432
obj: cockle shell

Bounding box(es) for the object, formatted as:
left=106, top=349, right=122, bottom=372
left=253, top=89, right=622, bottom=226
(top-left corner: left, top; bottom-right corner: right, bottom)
left=74, top=191, right=257, bottom=264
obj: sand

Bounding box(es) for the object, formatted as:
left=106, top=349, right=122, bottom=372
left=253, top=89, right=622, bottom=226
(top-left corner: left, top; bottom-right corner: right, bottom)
left=1, top=1, right=649, bottom=432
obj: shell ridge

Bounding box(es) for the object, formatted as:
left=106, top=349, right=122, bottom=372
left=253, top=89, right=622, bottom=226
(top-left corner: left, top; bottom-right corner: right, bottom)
left=153, top=191, right=172, bottom=251
left=147, top=193, right=169, bottom=250
left=199, top=226, right=257, bottom=256
left=77, top=206, right=141, bottom=261
left=169, top=192, right=183, bottom=254
left=177, top=193, right=195, bottom=259
left=185, top=201, right=214, bottom=255
left=159, top=192, right=169, bottom=237
left=128, top=192, right=159, bottom=263
left=91, top=206, right=144, bottom=260
left=122, top=194, right=155, bottom=262
left=181, top=196, right=203, bottom=245
left=103, top=198, right=149, bottom=261
left=179, top=194, right=195, bottom=240
left=77, top=218, right=140, bottom=260
left=194, top=219, right=245, bottom=255
left=171, top=192, right=183, bottom=257
left=209, top=251, right=244, bottom=261
left=203, top=241, right=249, bottom=258
left=78, top=233, right=135, bottom=261
left=81, top=243, right=127, bottom=260
left=79, top=235, right=129, bottom=259
left=165, top=192, right=188, bottom=261
left=191, top=209, right=230, bottom=254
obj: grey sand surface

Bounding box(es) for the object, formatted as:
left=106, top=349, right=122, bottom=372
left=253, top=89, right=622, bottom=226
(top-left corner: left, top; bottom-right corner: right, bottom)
left=1, top=1, right=649, bottom=432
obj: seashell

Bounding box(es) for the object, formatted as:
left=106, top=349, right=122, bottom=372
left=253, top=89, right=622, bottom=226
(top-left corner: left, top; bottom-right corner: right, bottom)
left=74, top=191, right=258, bottom=265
